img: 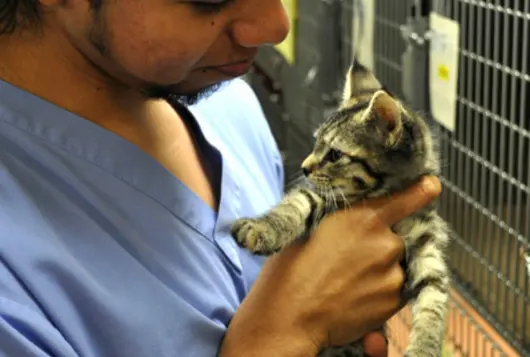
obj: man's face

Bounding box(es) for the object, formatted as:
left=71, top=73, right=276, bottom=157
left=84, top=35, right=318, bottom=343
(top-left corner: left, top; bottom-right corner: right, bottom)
left=50, top=0, right=289, bottom=103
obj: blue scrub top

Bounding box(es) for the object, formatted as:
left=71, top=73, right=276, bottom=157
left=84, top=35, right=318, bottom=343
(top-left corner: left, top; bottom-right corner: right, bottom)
left=0, top=78, right=284, bottom=357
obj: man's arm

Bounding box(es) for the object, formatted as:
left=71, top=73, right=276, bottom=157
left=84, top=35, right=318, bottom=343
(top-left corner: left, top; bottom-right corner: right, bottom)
left=218, top=280, right=321, bottom=357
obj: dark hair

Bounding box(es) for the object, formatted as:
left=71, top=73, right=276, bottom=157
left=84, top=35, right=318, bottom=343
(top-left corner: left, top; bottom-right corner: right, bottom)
left=0, top=0, right=41, bottom=35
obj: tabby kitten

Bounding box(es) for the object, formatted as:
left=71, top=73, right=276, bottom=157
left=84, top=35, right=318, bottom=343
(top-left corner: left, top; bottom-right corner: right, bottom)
left=232, top=61, right=450, bottom=357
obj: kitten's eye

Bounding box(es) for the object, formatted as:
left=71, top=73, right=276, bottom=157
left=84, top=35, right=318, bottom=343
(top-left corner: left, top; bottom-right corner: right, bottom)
left=326, top=149, right=344, bottom=163
left=353, top=177, right=367, bottom=189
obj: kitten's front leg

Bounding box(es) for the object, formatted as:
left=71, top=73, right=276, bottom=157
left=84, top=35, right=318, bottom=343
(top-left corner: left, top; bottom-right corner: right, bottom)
left=231, top=188, right=324, bottom=255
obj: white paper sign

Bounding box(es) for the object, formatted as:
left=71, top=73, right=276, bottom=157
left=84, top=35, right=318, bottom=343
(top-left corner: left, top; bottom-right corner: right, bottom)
left=429, top=13, right=460, bottom=132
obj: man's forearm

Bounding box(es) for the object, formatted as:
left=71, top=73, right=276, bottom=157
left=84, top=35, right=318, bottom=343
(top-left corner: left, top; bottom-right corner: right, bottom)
left=218, top=245, right=323, bottom=357
left=219, top=319, right=320, bottom=357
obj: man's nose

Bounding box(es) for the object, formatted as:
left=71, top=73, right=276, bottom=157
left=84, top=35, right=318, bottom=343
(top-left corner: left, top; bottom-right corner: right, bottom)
left=230, top=1, right=290, bottom=48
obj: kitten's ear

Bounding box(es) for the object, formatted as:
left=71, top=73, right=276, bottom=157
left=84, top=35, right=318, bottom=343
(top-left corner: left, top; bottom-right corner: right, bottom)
left=370, top=91, right=402, bottom=140
left=342, top=59, right=382, bottom=102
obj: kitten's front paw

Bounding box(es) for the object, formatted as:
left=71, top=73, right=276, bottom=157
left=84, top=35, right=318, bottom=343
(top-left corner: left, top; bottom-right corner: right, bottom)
left=231, top=218, right=279, bottom=255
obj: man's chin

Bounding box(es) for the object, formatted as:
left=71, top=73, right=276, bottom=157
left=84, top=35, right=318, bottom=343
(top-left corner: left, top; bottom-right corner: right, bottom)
left=142, top=81, right=230, bottom=106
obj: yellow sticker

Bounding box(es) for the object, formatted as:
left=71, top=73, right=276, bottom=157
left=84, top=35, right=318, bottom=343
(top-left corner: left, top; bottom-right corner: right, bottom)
left=438, top=65, right=449, bottom=81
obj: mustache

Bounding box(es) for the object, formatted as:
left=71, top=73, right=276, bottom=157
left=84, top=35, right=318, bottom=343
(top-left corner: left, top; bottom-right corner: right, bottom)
left=141, top=81, right=228, bottom=106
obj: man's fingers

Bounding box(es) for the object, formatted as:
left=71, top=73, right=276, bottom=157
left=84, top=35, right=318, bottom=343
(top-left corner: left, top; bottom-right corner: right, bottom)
left=374, top=176, right=441, bottom=225
left=362, top=332, right=388, bottom=357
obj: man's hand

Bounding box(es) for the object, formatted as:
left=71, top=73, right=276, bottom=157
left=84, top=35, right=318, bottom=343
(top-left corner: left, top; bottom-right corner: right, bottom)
left=363, top=331, right=388, bottom=357
left=220, top=176, right=441, bottom=357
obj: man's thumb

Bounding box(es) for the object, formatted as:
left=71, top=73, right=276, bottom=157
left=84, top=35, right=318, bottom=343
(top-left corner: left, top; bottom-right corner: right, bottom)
left=375, top=176, right=442, bottom=225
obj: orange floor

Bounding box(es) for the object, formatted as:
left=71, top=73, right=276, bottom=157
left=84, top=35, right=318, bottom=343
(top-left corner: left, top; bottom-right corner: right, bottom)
left=388, top=289, right=522, bottom=357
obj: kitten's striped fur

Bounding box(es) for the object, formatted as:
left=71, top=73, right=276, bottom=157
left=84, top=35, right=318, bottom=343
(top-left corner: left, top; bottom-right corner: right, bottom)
left=232, top=61, right=450, bottom=357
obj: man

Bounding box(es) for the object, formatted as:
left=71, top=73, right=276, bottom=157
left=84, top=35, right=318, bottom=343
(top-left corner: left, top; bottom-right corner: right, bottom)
left=0, top=1, right=441, bottom=356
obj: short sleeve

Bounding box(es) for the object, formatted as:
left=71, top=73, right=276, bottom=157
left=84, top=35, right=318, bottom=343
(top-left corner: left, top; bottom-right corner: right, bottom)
left=189, top=78, right=286, bottom=198
left=230, top=79, right=286, bottom=195
left=0, top=297, right=78, bottom=357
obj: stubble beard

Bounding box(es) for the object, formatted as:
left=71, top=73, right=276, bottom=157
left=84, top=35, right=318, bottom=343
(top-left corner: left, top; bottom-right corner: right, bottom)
left=86, top=0, right=224, bottom=106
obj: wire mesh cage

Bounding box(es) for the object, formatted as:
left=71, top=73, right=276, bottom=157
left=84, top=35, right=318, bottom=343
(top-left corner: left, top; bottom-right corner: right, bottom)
left=372, top=0, right=412, bottom=99
left=249, top=0, right=530, bottom=355
left=433, top=0, right=529, bottom=354
left=370, top=0, right=530, bottom=355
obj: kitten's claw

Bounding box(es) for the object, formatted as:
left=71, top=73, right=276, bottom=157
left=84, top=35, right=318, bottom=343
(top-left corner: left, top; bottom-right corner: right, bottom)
left=231, top=218, right=279, bottom=255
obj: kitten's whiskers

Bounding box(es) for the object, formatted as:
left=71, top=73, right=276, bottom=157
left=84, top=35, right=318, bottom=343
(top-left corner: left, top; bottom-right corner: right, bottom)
left=286, top=173, right=307, bottom=190
left=337, top=188, right=350, bottom=209
left=330, top=188, right=339, bottom=211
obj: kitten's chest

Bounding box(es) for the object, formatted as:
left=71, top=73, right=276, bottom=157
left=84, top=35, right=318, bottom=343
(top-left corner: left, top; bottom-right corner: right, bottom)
left=391, top=211, right=436, bottom=247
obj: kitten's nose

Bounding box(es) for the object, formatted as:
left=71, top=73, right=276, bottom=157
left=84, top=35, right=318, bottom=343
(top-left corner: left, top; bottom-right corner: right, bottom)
left=302, top=164, right=316, bottom=177
left=301, top=155, right=317, bottom=176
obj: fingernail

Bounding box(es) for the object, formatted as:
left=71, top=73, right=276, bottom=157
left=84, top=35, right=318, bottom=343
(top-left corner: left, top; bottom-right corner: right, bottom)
left=421, top=176, right=440, bottom=196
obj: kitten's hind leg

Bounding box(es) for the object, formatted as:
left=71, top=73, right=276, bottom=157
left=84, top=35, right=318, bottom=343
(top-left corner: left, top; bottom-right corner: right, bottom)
left=404, top=237, right=449, bottom=357
left=231, top=188, right=324, bottom=255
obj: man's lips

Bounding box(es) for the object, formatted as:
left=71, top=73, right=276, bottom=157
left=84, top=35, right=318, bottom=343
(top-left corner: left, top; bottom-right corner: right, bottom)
left=211, top=59, right=254, bottom=77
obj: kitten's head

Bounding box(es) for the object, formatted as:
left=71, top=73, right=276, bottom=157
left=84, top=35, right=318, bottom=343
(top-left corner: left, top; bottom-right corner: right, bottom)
left=301, top=60, right=438, bottom=200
